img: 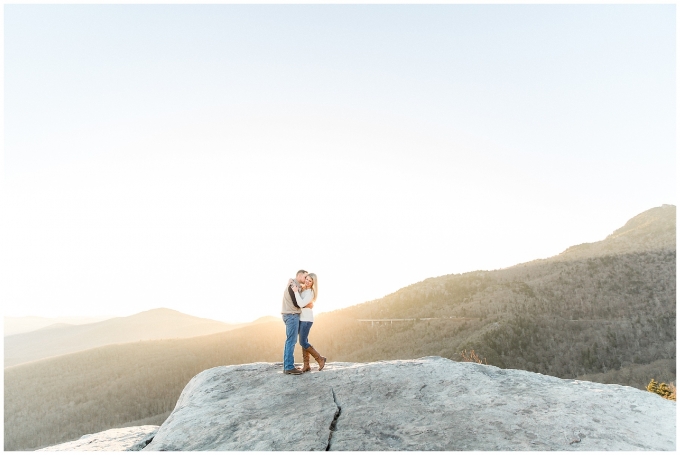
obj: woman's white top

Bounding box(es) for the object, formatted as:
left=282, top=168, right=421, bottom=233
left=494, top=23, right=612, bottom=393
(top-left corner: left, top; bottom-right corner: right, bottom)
left=295, top=289, right=315, bottom=322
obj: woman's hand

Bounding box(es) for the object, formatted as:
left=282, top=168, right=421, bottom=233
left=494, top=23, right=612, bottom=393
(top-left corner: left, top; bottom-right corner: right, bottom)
left=306, top=302, right=314, bottom=309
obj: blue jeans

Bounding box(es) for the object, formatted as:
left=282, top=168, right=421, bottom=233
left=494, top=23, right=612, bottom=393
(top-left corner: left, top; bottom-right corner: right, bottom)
left=282, top=313, right=300, bottom=370
left=298, top=321, right=313, bottom=349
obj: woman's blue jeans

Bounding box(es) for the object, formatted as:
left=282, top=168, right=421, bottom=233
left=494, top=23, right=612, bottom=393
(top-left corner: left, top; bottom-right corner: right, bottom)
left=298, top=321, right=313, bottom=350
left=282, top=313, right=300, bottom=370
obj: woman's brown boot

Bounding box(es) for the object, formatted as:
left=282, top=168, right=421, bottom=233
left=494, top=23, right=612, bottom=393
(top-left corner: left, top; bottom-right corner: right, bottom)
left=305, top=345, right=326, bottom=371
left=301, top=348, right=311, bottom=372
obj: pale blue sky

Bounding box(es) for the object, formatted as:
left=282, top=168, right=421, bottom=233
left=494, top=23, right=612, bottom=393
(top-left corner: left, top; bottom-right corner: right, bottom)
left=3, top=5, right=676, bottom=322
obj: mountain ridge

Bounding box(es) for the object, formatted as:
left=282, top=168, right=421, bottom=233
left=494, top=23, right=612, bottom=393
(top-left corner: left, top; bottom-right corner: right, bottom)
left=553, top=204, right=675, bottom=260
left=4, top=315, right=114, bottom=337
left=4, top=308, right=245, bottom=367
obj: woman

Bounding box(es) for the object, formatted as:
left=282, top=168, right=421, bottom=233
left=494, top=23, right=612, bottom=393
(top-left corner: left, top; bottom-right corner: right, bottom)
left=293, top=273, right=326, bottom=372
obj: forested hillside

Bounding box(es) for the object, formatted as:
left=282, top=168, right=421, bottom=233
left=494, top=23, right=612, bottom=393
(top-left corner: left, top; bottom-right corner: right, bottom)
left=5, top=205, right=675, bottom=451
left=331, top=249, right=675, bottom=377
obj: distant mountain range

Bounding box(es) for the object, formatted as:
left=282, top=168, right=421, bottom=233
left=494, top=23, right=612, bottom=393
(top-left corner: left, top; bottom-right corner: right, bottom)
left=251, top=315, right=280, bottom=324
left=4, top=205, right=675, bottom=451
left=4, top=316, right=114, bottom=337
left=4, top=308, right=246, bottom=367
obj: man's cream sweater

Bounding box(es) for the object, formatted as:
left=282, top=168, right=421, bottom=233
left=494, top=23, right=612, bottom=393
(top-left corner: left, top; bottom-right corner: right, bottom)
left=281, top=279, right=302, bottom=314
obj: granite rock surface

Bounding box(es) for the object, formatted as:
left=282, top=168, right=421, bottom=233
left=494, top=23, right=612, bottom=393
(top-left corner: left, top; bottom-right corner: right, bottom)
left=143, top=357, right=676, bottom=451
left=37, top=426, right=158, bottom=451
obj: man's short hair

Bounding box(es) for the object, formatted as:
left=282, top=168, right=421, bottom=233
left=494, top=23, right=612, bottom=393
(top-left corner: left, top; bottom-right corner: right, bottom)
left=296, top=269, right=308, bottom=276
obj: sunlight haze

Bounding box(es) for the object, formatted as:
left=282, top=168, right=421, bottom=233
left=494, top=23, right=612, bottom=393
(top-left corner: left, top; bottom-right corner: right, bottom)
left=2, top=4, right=675, bottom=323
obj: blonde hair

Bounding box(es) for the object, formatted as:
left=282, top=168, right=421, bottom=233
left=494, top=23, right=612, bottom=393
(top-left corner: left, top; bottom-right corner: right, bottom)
left=307, top=273, right=318, bottom=304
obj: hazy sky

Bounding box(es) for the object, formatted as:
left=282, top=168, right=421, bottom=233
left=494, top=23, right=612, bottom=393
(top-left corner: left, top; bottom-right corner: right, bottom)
left=3, top=4, right=676, bottom=323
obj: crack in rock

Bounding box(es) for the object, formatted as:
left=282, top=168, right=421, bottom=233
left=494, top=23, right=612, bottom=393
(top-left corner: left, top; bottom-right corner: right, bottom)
left=326, top=388, right=342, bottom=451
left=128, top=431, right=157, bottom=451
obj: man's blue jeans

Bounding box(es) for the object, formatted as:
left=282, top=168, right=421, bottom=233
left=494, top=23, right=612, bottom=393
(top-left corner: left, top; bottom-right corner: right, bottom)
left=282, top=313, right=300, bottom=370
left=298, top=321, right=313, bottom=350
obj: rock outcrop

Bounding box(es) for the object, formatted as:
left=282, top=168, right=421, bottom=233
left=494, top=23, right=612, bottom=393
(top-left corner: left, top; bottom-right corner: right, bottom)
left=37, top=426, right=158, bottom=451
left=138, top=357, right=675, bottom=451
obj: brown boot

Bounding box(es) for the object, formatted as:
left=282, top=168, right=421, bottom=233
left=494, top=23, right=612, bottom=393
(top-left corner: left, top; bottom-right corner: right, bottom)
left=283, top=367, right=303, bottom=375
left=305, top=345, right=326, bottom=371
left=301, top=348, right=311, bottom=373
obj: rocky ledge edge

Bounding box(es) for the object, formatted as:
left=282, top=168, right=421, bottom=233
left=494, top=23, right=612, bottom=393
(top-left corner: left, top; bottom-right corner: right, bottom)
left=37, top=425, right=159, bottom=451
left=39, top=357, right=676, bottom=451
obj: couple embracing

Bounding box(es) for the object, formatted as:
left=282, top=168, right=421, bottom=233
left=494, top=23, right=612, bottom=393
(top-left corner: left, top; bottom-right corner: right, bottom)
left=281, top=269, right=326, bottom=375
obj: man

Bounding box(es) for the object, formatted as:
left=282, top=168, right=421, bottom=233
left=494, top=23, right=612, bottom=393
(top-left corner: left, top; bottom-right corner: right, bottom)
left=281, top=269, right=307, bottom=374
